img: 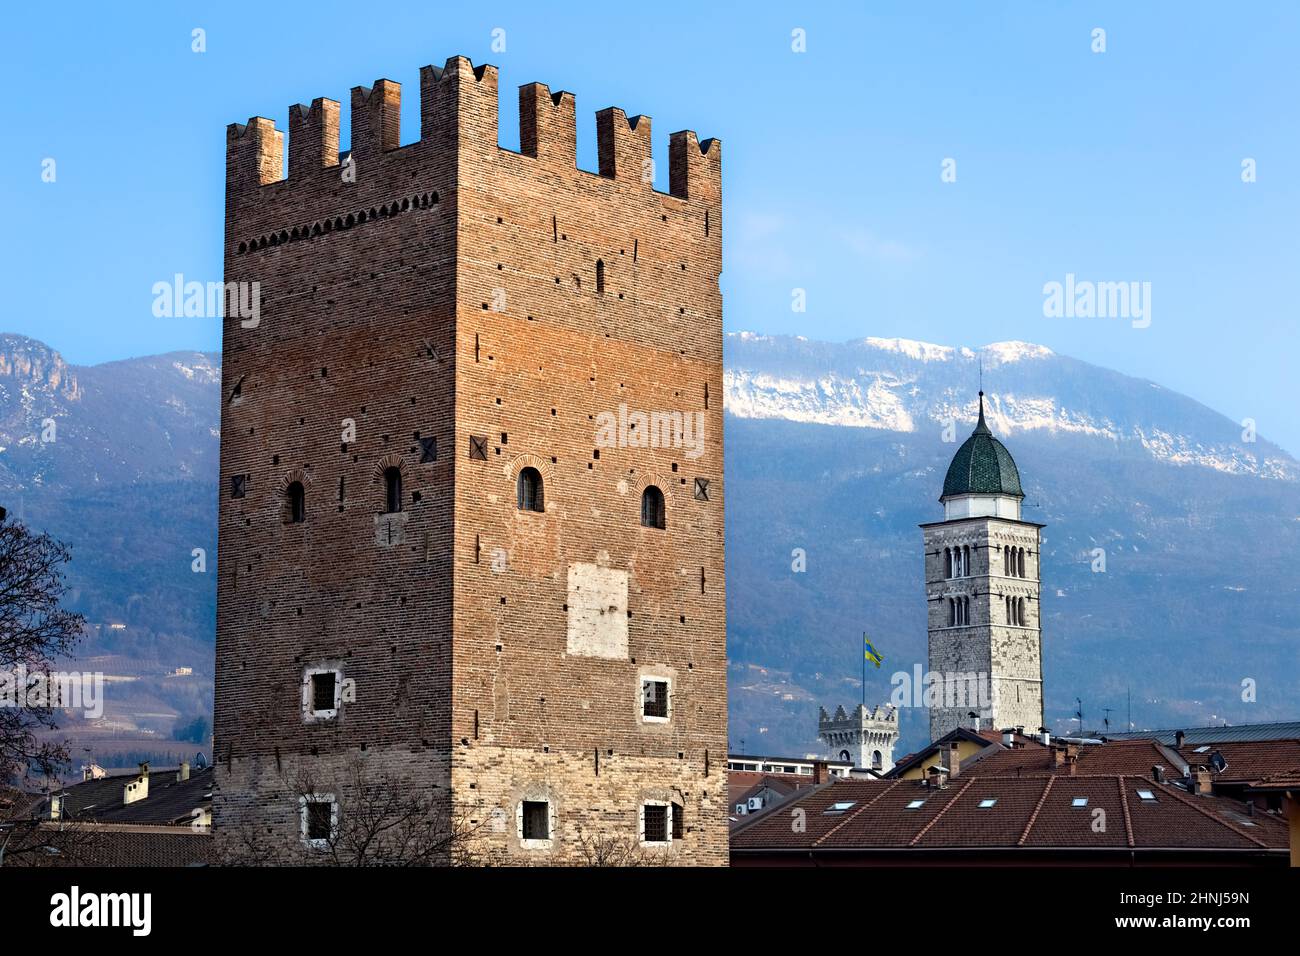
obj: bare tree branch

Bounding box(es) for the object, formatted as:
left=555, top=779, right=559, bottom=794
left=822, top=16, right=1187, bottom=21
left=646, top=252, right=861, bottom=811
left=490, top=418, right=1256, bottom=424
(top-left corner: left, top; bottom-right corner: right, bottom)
left=0, top=519, right=86, bottom=786
left=216, top=757, right=486, bottom=866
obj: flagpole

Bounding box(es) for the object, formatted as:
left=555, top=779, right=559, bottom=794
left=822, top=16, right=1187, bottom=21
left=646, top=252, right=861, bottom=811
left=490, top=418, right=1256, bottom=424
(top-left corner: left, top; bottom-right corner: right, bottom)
left=861, top=632, right=866, bottom=707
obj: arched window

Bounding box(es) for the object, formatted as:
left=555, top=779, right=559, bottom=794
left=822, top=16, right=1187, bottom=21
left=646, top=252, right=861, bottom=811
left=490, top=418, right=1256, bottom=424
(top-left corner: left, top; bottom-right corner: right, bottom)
left=1004, top=545, right=1012, bottom=575
left=944, top=547, right=952, bottom=579
left=595, top=259, right=605, bottom=294
left=287, top=481, right=305, bottom=524
left=641, top=485, right=665, bottom=529
left=963, top=545, right=971, bottom=576
left=872, top=750, right=883, bottom=770
left=383, top=467, right=402, bottom=514
left=517, top=467, right=544, bottom=513
left=1018, top=548, right=1026, bottom=578
left=948, top=598, right=955, bottom=626
left=839, top=749, right=850, bottom=763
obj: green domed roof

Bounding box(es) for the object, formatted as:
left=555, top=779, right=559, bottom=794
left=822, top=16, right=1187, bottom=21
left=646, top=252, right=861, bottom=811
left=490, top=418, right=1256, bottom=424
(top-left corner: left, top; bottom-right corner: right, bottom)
left=941, top=393, right=1024, bottom=500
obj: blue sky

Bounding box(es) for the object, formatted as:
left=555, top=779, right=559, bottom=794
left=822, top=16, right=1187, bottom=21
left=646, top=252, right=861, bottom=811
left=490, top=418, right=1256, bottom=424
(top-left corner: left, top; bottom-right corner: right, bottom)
left=5, top=2, right=1298, bottom=452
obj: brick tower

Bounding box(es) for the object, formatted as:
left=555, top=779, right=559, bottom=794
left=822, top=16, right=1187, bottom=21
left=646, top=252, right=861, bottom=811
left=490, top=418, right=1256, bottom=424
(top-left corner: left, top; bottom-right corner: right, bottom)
left=213, top=56, right=726, bottom=864
left=921, top=393, right=1043, bottom=742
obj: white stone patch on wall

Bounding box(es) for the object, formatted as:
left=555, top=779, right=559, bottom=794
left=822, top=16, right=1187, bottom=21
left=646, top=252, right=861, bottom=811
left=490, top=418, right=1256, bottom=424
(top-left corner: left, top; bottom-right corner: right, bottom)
left=566, top=562, right=629, bottom=659
left=374, top=511, right=407, bottom=547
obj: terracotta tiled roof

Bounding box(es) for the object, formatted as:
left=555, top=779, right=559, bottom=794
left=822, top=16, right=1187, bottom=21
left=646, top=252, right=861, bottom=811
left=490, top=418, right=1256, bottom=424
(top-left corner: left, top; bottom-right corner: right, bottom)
left=13, top=823, right=211, bottom=867
left=730, top=776, right=1288, bottom=855
left=1177, top=740, right=1300, bottom=782
left=1245, top=767, right=1300, bottom=791
left=885, top=726, right=999, bottom=779
left=959, top=738, right=1182, bottom=778
left=728, top=771, right=816, bottom=807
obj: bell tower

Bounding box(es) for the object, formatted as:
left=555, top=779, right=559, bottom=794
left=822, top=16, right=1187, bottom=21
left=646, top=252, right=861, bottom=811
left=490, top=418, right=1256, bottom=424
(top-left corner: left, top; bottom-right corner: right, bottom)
left=921, top=392, right=1044, bottom=742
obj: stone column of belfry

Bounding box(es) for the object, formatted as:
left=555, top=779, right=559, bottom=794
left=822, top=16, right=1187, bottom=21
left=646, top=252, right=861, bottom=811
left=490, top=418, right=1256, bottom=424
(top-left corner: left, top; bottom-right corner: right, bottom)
left=921, top=392, right=1044, bottom=743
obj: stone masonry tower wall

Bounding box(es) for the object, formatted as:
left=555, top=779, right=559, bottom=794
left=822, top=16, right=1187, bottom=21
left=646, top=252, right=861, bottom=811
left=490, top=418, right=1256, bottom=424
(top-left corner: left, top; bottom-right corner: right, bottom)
left=214, top=56, right=727, bottom=865
left=922, top=517, right=1043, bottom=740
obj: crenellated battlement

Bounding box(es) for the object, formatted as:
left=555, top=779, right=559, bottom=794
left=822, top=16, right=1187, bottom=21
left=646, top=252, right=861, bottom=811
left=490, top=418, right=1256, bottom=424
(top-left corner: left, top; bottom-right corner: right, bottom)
left=818, top=703, right=900, bottom=772
left=224, top=55, right=721, bottom=207
left=217, top=52, right=727, bottom=866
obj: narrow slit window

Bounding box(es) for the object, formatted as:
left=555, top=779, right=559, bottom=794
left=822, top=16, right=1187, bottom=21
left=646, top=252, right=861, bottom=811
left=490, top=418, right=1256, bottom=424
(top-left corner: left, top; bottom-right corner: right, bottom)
left=383, top=467, right=402, bottom=514
left=287, top=481, right=305, bottom=523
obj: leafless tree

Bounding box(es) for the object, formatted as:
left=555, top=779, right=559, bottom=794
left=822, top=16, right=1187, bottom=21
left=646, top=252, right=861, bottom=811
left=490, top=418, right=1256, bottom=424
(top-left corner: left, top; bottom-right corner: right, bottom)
left=0, top=795, right=104, bottom=867
left=572, top=829, right=670, bottom=867
left=0, top=518, right=86, bottom=787
left=217, top=757, right=486, bottom=866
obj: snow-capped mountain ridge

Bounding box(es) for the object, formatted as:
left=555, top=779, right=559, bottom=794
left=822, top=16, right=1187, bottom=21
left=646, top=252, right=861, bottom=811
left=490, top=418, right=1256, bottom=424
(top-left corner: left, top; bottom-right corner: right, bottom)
left=723, top=332, right=1295, bottom=481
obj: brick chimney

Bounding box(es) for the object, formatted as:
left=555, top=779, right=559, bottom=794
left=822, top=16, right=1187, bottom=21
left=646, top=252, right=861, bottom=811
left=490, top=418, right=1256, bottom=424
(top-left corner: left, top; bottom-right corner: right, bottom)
left=1195, top=768, right=1212, bottom=795
left=947, top=741, right=962, bottom=778
left=1175, top=730, right=1186, bottom=750
left=812, top=760, right=827, bottom=784
left=1052, top=744, right=1067, bottom=768
left=124, top=762, right=150, bottom=805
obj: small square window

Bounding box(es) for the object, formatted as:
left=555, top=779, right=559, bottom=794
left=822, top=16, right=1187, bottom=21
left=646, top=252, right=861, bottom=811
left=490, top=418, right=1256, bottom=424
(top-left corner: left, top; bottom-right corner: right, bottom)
left=312, top=672, right=336, bottom=713
left=304, top=668, right=341, bottom=719
left=1071, top=797, right=1089, bottom=808
left=306, top=802, right=332, bottom=840
left=301, top=795, right=336, bottom=848
left=1136, top=789, right=1157, bottom=802
left=304, top=671, right=343, bottom=717
left=825, top=801, right=857, bottom=815
left=643, top=804, right=669, bottom=843
left=906, top=799, right=926, bottom=810
left=521, top=801, right=549, bottom=841
left=978, top=798, right=998, bottom=808
left=642, top=679, right=669, bottom=721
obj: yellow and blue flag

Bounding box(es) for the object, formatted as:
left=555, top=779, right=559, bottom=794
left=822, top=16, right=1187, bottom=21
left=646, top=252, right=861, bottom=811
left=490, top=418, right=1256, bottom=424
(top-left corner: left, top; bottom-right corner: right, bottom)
left=863, top=634, right=883, bottom=669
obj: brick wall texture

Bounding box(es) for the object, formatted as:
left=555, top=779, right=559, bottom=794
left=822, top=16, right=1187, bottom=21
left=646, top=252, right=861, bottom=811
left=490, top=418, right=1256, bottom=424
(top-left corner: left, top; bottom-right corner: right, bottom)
left=213, top=56, right=727, bottom=865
